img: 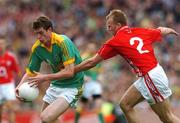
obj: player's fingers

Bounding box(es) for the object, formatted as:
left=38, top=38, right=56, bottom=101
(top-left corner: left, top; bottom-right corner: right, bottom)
left=15, top=89, right=19, bottom=95
left=34, top=84, right=38, bottom=88
left=172, top=30, right=179, bottom=36
left=28, top=78, right=38, bottom=84
left=28, top=81, right=34, bottom=87
left=28, top=81, right=38, bottom=87
left=16, top=95, right=26, bottom=101
left=15, top=90, right=20, bottom=98
left=15, top=93, right=20, bottom=98
left=175, top=32, right=179, bottom=36
left=27, top=77, right=36, bottom=81
left=20, top=98, right=26, bottom=102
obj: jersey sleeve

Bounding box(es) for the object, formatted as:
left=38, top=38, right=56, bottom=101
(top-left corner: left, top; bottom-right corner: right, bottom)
left=26, top=49, right=42, bottom=75
left=148, top=29, right=162, bottom=43
left=61, top=36, right=75, bottom=66
left=98, top=43, right=118, bottom=60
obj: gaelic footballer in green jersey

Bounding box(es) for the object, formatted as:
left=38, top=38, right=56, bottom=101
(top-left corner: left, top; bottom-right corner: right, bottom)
left=26, top=33, right=84, bottom=88
left=15, top=16, right=84, bottom=123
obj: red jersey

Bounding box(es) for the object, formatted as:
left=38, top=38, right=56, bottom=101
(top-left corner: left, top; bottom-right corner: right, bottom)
left=98, top=26, right=162, bottom=76
left=0, top=51, right=20, bottom=84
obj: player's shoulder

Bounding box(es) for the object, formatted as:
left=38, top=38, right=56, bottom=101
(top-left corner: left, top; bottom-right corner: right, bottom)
left=104, top=36, right=114, bottom=44
left=31, top=40, right=41, bottom=52
left=52, top=33, right=71, bottom=44
left=5, top=51, right=13, bottom=57
left=5, top=51, right=17, bottom=60
left=131, top=27, right=148, bottom=31
left=131, top=27, right=157, bottom=32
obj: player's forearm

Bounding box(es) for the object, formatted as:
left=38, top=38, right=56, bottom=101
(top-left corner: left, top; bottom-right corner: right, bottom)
left=75, top=59, right=97, bottom=73
left=46, top=72, right=72, bottom=80
left=16, top=73, right=29, bottom=88
left=46, top=66, right=74, bottom=81
left=157, top=27, right=179, bottom=36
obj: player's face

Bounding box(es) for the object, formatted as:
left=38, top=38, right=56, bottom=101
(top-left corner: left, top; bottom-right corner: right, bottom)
left=34, top=27, right=52, bottom=46
left=106, top=17, right=121, bottom=35
left=0, top=39, right=6, bottom=55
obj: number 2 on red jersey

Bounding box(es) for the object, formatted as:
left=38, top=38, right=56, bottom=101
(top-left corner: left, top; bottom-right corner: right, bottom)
left=130, top=37, right=149, bottom=54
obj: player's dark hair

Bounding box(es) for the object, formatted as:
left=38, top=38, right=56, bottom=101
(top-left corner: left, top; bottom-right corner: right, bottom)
left=33, top=16, right=53, bottom=30
left=106, top=9, right=127, bottom=26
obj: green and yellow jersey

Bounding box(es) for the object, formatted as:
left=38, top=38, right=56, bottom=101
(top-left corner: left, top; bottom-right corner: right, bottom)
left=26, top=32, right=84, bottom=88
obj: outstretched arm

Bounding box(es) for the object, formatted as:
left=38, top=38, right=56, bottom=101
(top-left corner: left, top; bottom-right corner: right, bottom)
left=157, top=27, right=179, bottom=36
left=75, top=54, right=103, bottom=73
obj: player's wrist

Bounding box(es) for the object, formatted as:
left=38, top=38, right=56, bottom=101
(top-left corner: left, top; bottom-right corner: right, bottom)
left=46, top=73, right=57, bottom=81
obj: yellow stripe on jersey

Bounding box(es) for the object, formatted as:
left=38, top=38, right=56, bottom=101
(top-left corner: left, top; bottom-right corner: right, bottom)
left=31, top=40, right=41, bottom=53
left=52, top=32, right=64, bottom=45
left=32, top=40, right=52, bottom=52
left=61, top=41, right=70, bottom=59
left=26, top=68, right=37, bottom=77
left=52, top=33, right=71, bottom=59
left=63, top=58, right=75, bottom=66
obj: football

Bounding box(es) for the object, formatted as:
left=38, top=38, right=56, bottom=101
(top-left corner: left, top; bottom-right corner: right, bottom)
left=18, top=82, right=39, bottom=101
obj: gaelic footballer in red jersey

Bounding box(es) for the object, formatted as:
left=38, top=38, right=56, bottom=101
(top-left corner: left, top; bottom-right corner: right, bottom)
left=75, top=9, right=180, bottom=123
left=0, top=38, right=20, bottom=123
left=98, top=26, right=162, bottom=76
left=0, top=51, right=20, bottom=84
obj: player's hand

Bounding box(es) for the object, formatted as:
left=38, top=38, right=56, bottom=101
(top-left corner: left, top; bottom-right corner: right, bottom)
left=170, top=29, right=179, bottom=36
left=15, top=87, right=26, bottom=101
left=158, top=27, right=179, bottom=36
left=27, top=73, right=49, bottom=87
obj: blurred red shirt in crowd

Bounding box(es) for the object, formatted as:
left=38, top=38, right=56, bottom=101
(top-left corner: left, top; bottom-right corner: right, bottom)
left=0, top=51, right=20, bottom=84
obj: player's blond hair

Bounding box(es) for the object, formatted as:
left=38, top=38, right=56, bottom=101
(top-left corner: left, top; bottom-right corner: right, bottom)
left=106, top=9, right=127, bottom=26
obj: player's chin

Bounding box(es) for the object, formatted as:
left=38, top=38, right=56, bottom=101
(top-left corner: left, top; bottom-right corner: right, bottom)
left=107, top=30, right=114, bottom=35
left=39, top=39, right=45, bottom=43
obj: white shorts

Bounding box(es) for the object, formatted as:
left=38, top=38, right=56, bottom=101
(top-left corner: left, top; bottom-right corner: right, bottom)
left=83, top=80, right=102, bottom=99
left=43, top=84, right=83, bottom=108
left=134, top=64, right=172, bottom=105
left=0, top=82, right=16, bottom=104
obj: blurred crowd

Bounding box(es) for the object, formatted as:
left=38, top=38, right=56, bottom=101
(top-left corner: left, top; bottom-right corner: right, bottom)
left=0, top=0, right=180, bottom=122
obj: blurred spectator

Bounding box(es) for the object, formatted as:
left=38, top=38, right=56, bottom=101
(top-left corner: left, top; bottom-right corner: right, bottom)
left=0, top=38, right=20, bottom=123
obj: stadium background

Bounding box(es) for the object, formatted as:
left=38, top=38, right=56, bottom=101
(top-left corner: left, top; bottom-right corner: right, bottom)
left=0, top=0, right=180, bottom=122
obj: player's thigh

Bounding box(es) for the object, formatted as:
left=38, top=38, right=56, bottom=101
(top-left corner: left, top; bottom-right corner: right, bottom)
left=43, top=85, right=83, bottom=108
left=120, top=84, right=144, bottom=109
left=42, top=97, right=70, bottom=119
left=150, top=99, right=172, bottom=118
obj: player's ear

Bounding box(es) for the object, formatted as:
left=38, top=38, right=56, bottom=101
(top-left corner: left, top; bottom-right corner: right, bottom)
left=117, top=23, right=121, bottom=27
left=48, top=27, right=53, bottom=32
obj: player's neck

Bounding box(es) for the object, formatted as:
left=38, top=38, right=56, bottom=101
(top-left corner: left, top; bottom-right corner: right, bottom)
left=114, top=25, right=128, bottom=35
left=113, top=26, right=121, bottom=35
left=44, top=40, right=51, bottom=48
left=45, top=33, right=53, bottom=48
